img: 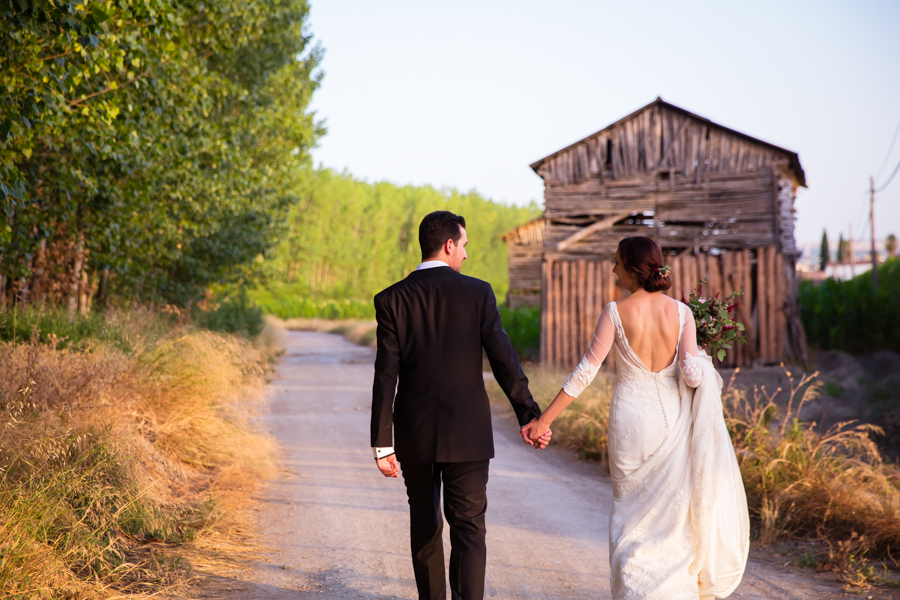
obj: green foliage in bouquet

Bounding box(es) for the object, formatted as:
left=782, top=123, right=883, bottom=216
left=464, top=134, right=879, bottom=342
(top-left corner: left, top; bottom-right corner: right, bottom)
left=681, top=279, right=746, bottom=362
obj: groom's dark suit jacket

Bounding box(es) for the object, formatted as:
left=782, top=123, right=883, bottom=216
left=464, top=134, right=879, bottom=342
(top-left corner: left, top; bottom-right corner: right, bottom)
left=370, top=266, right=541, bottom=464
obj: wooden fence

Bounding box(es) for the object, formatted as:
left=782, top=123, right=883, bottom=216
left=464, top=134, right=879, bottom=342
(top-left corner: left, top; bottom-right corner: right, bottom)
left=540, top=246, right=788, bottom=370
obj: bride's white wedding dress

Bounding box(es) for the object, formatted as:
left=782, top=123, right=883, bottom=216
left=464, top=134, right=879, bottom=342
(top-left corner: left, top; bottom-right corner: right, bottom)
left=562, top=300, right=749, bottom=600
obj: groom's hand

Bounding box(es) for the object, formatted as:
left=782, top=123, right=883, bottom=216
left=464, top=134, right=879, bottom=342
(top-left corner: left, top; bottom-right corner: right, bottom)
left=376, top=454, right=400, bottom=478
left=520, top=420, right=552, bottom=450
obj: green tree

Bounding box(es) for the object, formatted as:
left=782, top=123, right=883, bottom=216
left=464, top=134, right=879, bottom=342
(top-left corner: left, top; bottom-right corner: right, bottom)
left=887, top=233, right=898, bottom=258
left=252, top=168, right=541, bottom=314
left=819, top=230, right=830, bottom=271
left=837, top=234, right=848, bottom=263
left=1, top=0, right=323, bottom=309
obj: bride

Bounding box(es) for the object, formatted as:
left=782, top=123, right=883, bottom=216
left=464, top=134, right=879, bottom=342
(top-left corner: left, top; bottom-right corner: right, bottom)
left=523, top=236, right=750, bottom=600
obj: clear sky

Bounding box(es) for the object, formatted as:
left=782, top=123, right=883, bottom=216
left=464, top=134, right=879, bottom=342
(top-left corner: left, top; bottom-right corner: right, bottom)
left=305, top=0, right=900, bottom=248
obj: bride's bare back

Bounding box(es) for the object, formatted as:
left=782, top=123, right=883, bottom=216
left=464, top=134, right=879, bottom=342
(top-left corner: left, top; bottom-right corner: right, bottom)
left=615, top=291, right=681, bottom=373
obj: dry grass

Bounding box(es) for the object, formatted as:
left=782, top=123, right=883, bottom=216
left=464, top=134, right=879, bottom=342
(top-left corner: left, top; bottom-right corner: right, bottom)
left=279, top=317, right=377, bottom=348
left=723, top=367, right=900, bottom=586
left=487, top=363, right=900, bottom=587
left=486, top=365, right=614, bottom=467
left=0, top=313, right=277, bottom=598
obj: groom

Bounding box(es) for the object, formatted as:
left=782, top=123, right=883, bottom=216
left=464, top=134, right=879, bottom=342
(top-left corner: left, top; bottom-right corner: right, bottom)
left=370, top=210, right=550, bottom=600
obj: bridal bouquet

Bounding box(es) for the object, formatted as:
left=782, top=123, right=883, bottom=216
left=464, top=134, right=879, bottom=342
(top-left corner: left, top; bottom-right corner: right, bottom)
left=681, top=280, right=746, bottom=362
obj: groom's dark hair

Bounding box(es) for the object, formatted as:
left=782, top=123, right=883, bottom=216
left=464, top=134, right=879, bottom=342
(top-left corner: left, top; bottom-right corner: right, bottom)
left=419, top=211, right=466, bottom=260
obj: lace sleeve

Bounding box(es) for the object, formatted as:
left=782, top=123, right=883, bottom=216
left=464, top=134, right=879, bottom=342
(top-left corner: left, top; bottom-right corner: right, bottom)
left=562, top=305, right=615, bottom=397
left=679, top=309, right=703, bottom=388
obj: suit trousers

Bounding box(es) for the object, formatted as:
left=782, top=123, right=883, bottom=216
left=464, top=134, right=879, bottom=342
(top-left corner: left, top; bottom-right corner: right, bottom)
left=400, top=460, right=490, bottom=600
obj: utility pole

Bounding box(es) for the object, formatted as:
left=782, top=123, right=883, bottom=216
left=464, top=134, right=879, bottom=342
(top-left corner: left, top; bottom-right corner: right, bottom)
left=871, top=176, right=879, bottom=287
left=849, top=223, right=855, bottom=278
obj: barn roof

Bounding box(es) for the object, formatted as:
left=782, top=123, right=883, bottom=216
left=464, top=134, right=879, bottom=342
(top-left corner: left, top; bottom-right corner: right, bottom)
left=500, top=216, right=545, bottom=244
left=530, top=98, right=806, bottom=187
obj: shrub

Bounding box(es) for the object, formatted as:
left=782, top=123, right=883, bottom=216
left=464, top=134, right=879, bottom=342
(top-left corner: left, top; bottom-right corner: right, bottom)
left=248, top=286, right=375, bottom=320
left=800, top=257, right=900, bottom=353
left=193, top=288, right=265, bottom=338
left=0, top=307, right=145, bottom=351
left=499, top=306, right=541, bottom=361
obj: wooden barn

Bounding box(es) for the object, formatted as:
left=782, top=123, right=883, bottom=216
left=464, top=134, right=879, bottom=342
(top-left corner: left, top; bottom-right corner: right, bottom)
left=504, top=98, right=809, bottom=369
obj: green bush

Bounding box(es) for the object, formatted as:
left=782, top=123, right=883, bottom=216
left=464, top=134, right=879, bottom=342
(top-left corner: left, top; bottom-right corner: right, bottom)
left=248, top=286, right=375, bottom=319
left=500, top=306, right=541, bottom=361
left=0, top=308, right=134, bottom=351
left=800, top=258, right=900, bottom=353
left=193, top=289, right=265, bottom=338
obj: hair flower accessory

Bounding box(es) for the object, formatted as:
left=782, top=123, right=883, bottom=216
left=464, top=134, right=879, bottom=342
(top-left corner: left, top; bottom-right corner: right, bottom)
left=655, top=265, right=671, bottom=278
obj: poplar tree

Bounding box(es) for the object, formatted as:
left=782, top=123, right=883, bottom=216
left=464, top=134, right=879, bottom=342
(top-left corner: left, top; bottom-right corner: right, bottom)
left=0, top=0, right=323, bottom=308
left=819, top=230, right=830, bottom=271
left=837, top=234, right=848, bottom=263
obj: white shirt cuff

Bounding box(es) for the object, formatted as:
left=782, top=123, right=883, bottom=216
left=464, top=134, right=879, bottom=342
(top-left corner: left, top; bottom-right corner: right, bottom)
left=373, top=447, right=395, bottom=459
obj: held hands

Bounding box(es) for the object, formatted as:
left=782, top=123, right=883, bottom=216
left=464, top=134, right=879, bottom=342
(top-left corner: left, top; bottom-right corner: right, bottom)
left=376, top=454, right=400, bottom=478
left=520, top=418, right=552, bottom=450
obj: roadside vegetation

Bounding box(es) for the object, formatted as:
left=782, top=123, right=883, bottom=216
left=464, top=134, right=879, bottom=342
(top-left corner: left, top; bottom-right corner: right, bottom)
left=1, top=0, right=321, bottom=310
left=284, top=305, right=540, bottom=355
left=800, top=257, right=900, bottom=353
left=250, top=168, right=541, bottom=319
left=2, top=1, right=317, bottom=596
left=0, top=309, right=279, bottom=598
left=498, top=306, right=541, bottom=362
left=486, top=365, right=900, bottom=589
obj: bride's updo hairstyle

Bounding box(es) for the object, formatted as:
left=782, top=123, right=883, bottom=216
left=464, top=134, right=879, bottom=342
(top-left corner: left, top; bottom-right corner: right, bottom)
left=617, top=236, right=672, bottom=292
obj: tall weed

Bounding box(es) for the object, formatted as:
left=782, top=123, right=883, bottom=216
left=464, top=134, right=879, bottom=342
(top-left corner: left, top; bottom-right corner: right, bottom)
left=0, top=307, right=170, bottom=352
left=723, top=367, right=900, bottom=568
left=486, top=366, right=613, bottom=465
left=487, top=365, right=900, bottom=569
left=0, top=318, right=275, bottom=598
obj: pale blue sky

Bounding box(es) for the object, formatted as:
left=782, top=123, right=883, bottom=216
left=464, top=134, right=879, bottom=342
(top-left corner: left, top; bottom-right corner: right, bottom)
left=306, top=0, right=900, bottom=248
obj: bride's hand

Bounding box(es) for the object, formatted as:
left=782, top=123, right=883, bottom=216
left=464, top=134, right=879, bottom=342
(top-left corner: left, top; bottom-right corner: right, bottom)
left=520, top=418, right=552, bottom=449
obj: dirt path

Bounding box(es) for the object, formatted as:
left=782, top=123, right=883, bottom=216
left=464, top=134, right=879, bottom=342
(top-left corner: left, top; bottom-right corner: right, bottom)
left=201, top=332, right=858, bottom=599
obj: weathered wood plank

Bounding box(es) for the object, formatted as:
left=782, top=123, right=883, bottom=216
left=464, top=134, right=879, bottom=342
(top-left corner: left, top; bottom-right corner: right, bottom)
left=554, top=212, right=633, bottom=252
left=540, top=259, right=549, bottom=364
left=775, top=251, right=785, bottom=362
left=741, top=249, right=754, bottom=362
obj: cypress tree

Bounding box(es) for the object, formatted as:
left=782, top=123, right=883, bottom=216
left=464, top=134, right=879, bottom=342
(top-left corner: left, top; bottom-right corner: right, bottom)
left=819, top=230, right=830, bottom=271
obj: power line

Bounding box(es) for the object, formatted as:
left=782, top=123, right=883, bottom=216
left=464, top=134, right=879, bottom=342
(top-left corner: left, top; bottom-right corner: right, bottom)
left=877, top=117, right=900, bottom=181
left=874, top=157, right=900, bottom=192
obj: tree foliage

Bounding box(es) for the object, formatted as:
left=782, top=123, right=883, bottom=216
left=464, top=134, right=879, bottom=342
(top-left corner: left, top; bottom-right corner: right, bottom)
left=252, top=168, right=541, bottom=313
left=0, top=0, right=323, bottom=308
left=818, top=230, right=830, bottom=271
left=800, top=257, right=900, bottom=353
left=837, top=234, right=849, bottom=263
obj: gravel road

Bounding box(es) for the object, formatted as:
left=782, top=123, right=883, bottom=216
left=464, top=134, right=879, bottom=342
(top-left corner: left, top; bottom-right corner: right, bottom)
left=202, top=331, right=858, bottom=600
